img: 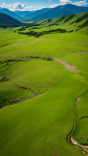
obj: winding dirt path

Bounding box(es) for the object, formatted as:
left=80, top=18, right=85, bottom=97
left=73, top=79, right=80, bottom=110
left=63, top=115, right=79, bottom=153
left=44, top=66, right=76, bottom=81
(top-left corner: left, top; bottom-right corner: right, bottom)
left=78, top=51, right=88, bottom=54
left=54, top=58, right=80, bottom=73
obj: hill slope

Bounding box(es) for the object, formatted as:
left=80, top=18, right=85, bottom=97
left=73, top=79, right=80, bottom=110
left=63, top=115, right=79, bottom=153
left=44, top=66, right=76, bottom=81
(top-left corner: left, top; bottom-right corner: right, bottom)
left=0, top=13, right=22, bottom=27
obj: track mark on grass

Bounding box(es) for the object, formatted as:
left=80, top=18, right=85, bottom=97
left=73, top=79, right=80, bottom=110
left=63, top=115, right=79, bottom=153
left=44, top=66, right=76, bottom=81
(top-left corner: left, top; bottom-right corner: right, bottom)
left=40, top=38, right=88, bottom=45
left=0, top=39, right=35, bottom=48
left=78, top=42, right=88, bottom=45
left=54, top=58, right=80, bottom=73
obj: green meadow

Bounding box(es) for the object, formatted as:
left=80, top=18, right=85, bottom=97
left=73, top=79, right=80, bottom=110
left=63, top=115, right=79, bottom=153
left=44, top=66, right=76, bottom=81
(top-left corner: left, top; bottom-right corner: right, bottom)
left=0, top=14, right=88, bottom=156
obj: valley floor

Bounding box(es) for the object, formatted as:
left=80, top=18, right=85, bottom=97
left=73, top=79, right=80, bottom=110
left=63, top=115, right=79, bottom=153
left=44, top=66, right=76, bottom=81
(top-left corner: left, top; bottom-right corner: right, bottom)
left=0, top=29, right=88, bottom=156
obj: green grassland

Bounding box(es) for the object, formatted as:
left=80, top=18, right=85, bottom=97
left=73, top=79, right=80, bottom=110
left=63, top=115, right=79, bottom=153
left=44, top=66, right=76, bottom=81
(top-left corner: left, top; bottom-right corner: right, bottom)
left=0, top=12, right=88, bottom=156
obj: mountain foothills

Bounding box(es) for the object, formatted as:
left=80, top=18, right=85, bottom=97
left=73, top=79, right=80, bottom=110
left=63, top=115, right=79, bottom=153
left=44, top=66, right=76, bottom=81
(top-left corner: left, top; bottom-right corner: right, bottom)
left=0, top=4, right=88, bottom=21
left=0, top=13, right=23, bottom=27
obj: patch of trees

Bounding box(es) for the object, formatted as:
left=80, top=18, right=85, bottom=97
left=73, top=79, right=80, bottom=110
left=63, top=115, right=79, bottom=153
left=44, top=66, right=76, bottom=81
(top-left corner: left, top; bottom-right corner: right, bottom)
left=47, top=19, right=52, bottom=23
left=0, top=26, right=8, bottom=28
left=18, top=27, right=26, bottom=31
left=18, top=28, right=67, bottom=37
left=0, top=76, right=9, bottom=82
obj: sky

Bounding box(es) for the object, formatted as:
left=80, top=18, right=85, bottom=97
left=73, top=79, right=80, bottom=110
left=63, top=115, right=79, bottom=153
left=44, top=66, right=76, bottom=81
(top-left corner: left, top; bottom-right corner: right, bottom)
left=0, top=0, right=88, bottom=11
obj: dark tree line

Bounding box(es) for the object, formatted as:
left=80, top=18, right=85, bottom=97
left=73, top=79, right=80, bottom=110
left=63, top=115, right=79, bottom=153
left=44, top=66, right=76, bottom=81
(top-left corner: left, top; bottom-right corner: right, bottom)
left=18, top=28, right=67, bottom=37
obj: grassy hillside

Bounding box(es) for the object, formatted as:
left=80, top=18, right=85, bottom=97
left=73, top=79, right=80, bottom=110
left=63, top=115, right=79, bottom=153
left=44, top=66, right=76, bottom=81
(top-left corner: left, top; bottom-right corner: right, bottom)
left=18, top=11, right=88, bottom=37
left=0, top=11, right=88, bottom=156
left=0, top=13, right=23, bottom=27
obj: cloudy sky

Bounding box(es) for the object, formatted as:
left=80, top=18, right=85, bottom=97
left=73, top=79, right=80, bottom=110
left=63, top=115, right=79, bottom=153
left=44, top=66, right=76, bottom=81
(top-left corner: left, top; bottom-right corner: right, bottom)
left=0, top=0, right=88, bottom=11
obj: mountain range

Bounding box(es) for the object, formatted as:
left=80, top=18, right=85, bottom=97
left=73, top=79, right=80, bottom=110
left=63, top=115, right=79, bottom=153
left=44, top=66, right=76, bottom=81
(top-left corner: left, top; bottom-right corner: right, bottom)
left=24, top=8, right=50, bottom=19
left=32, top=4, right=88, bottom=21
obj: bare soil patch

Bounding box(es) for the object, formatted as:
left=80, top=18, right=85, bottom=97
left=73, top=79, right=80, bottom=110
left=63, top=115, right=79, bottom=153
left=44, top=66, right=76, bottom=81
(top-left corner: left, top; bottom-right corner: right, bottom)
left=54, top=58, right=80, bottom=73
left=76, top=97, right=81, bottom=103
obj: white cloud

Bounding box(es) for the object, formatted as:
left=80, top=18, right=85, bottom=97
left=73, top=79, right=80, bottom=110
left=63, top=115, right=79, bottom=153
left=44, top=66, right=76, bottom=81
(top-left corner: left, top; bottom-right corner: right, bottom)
left=60, top=0, right=71, bottom=3
left=49, top=0, right=87, bottom=8
left=0, top=3, right=43, bottom=11
left=73, top=1, right=87, bottom=6
left=0, top=1, right=87, bottom=11
left=49, top=4, right=60, bottom=8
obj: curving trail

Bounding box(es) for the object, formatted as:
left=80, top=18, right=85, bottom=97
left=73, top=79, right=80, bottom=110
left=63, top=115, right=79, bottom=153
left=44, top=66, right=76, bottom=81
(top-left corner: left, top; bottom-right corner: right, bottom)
left=78, top=51, right=88, bottom=54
